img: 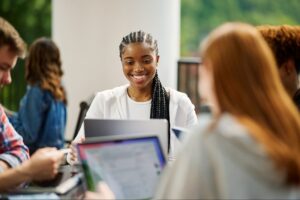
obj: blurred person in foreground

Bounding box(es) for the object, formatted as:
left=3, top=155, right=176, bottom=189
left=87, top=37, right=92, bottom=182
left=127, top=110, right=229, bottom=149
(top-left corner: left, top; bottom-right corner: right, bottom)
left=0, top=17, right=63, bottom=192
left=257, top=25, right=300, bottom=110
left=155, top=22, right=300, bottom=199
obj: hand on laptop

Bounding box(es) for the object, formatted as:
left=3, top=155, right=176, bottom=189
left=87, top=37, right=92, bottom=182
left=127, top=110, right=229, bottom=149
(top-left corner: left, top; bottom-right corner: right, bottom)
left=68, top=136, right=85, bottom=165
left=20, top=147, right=64, bottom=181
left=84, top=182, right=115, bottom=200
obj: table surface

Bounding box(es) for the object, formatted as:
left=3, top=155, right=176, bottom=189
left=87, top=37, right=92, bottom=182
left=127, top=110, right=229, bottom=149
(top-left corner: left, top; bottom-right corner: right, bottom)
left=1, top=165, right=86, bottom=200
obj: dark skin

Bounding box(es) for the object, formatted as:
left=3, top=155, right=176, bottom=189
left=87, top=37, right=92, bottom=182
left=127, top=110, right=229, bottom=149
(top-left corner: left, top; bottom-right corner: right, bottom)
left=121, top=42, right=160, bottom=102
left=278, top=59, right=299, bottom=97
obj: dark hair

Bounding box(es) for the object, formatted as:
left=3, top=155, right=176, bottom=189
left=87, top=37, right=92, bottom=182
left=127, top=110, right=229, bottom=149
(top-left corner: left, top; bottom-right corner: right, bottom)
left=0, top=17, right=26, bottom=58
left=119, top=31, right=170, bottom=151
left=257, top=25, right=300, bottom=74
left=26, top=37, right=67, bottom=104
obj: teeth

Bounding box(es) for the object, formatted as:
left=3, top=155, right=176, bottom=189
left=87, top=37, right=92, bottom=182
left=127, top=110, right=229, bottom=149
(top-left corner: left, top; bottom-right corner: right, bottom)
left=132, top=75, right=145, bottom=80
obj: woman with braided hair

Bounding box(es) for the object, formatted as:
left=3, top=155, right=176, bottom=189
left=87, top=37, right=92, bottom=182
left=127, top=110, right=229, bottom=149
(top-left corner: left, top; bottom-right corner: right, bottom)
left=69, top=30, right=197, bottom=163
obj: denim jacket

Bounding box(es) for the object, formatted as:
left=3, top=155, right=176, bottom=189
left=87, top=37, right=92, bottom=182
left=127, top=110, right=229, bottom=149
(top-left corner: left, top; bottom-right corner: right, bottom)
left=9, top=85, right=67, bottom=154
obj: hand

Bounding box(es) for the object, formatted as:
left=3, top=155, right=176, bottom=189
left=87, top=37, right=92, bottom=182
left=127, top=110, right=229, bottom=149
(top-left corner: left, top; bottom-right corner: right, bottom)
left=84, top=182, right=115, bottom=200
left=21, top=147, right=64, bottom=181
left=69, top=136, right=85, bottom=165
left=2, top=106, right=15, bottom=117
left=0, top=160, right=10, bottom=171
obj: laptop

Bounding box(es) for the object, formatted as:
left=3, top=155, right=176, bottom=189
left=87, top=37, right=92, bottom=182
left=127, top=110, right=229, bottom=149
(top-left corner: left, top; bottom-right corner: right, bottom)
left=12, top=165, right=83, bottom=195
left=77, top=134, right=166, bottom=199
left=84, top=119, right=168, bottom=157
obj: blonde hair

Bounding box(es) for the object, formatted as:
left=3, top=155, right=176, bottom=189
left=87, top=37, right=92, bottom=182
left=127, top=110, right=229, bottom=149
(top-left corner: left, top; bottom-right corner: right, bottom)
left=201, top=22, right=300, bottom=185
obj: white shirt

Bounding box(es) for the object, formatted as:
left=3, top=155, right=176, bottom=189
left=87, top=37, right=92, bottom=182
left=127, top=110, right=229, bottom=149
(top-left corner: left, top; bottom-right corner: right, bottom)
left=126, top=94, right=151, bottom=120
left=71, top=84, right=198, bottom=162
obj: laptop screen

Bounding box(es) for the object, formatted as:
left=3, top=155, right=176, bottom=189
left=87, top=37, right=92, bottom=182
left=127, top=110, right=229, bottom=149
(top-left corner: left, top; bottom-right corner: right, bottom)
left=77, top=136, right=166, bottom=199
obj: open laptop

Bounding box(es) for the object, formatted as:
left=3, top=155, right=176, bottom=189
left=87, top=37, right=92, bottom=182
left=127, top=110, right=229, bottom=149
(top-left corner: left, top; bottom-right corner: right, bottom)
left=77, top=134, right=166, bottom=199
left=11, top=165, right=83, bottom=195
left=84, top=119, right=168, bottom=157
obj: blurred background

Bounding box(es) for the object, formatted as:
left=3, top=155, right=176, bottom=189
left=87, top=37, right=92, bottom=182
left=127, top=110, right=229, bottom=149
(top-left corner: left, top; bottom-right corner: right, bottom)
left=1, top=0, right=300, bottom=139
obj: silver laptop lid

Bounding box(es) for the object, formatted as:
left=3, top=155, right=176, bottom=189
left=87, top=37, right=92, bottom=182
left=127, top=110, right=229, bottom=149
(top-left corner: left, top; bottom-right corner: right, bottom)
left=84, top=119, right=168, bottom=157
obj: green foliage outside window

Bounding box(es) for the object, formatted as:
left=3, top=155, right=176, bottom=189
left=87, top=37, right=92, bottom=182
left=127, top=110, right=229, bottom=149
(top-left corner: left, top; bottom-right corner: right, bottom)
left=1, top=0, right=300, bottom=109
left=181, top=0, right=300, bottom=56
left=0, top=0, right=51, bottom=110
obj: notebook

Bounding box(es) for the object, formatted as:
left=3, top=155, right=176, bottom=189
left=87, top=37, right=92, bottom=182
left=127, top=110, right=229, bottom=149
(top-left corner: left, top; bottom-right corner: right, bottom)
left=84, top=119, right=168, bottom=157
left=77, top=134, right=166, bottom=199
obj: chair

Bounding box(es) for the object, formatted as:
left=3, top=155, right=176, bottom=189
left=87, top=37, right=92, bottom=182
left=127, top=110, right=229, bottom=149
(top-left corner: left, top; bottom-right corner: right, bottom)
left=65, top=94, right=95, bottom=144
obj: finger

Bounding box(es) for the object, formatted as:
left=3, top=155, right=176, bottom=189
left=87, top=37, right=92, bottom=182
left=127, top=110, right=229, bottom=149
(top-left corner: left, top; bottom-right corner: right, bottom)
left=84, top=191, right=104, bottom=200
left=40, top=147, right=57, bottom=153
left=97, top=182, right=115, bottom=199
left=44, top=147, right=57, bottom=151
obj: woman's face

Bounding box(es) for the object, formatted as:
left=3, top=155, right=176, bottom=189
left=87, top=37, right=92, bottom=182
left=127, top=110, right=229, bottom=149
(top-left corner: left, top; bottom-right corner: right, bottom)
left=121, top=42, right=159, bottom=91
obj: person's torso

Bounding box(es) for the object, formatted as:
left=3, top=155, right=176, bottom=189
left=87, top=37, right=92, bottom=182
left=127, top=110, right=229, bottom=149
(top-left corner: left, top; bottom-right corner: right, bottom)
left=180, top=114, right=300, bottom=199
left=20, top=86, right=67, bottom=152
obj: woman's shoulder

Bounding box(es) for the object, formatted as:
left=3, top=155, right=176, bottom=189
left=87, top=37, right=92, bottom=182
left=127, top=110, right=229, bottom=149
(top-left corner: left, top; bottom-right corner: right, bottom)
left=93, top=84, right=128, bottom=101
left=167, top=87, right=186, bottom=96
left=25, top=85, right=45, bottom=98
left=27, top=84, right=42, bottom=92
left=184, top=114, right=261, bottom=163
left=195, top=114, right=261, bottom=157
left=167, top=87, right=194, bottom=107
left=167, top=87, right=188, bottom=99
left=188, top=114, right=249, bottom=141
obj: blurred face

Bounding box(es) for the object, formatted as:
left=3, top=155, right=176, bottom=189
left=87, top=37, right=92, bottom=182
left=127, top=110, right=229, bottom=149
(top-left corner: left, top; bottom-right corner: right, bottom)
left=0, top=45, right=17, bottom=88
left=198, top=59, right=219, bottom=113
left=278, top=60, right=299, bottom=97
left=121, top=42, right=159, bottom=92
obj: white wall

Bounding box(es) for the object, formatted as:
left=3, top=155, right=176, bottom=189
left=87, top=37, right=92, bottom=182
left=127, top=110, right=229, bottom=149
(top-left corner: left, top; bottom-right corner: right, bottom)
left=52, top=0, right=180, bottom=139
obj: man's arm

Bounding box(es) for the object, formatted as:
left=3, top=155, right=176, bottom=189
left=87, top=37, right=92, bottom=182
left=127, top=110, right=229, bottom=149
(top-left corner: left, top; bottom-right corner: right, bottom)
left=0, top=160, right=10, bottom=172
left=0, top=160, right=32, bottom=192
left=0, top=106, right=29, bottom=170
left=0, top=148, right=64, bottom=192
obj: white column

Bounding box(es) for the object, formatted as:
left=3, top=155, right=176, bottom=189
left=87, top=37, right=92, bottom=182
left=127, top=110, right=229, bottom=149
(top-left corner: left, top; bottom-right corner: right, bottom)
left=52, top=0, right=180, bottom=139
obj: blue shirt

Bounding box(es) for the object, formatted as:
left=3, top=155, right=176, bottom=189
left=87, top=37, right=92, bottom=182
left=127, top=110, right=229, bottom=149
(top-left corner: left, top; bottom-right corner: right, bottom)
left=9, top=85, right=67, bottom=154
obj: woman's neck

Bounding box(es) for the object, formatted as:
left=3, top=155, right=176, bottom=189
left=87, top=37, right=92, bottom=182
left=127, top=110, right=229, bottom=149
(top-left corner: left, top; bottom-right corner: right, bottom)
left=127, top=87, right=152, bottom=102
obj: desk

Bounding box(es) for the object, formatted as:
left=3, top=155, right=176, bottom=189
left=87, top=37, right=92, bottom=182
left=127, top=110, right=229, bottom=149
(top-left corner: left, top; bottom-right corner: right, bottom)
left=1, top=165, right=86, bottom=200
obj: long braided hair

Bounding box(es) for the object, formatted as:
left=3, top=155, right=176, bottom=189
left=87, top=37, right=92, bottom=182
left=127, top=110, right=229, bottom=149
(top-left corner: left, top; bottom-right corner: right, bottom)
left=119, top=31, right=171, bottom=151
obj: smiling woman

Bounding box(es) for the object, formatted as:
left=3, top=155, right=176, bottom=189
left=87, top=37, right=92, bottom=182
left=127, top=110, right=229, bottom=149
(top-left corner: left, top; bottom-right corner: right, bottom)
left=68, top=30, right=198, bottom=165
left=121, top=42, right=157, bottom=100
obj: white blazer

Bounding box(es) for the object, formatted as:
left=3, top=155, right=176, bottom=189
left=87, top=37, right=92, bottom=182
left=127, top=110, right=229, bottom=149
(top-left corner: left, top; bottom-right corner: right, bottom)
left=74, top=84, right=198, bottom=160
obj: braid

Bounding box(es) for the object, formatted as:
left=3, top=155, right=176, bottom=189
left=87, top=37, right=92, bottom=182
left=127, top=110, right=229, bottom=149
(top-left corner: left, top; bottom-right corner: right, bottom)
left=150, top=73, right=170, bottom=152
left=119, top=31, right=170, bottom=152
left=119, top=30, right=158, bottom=58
